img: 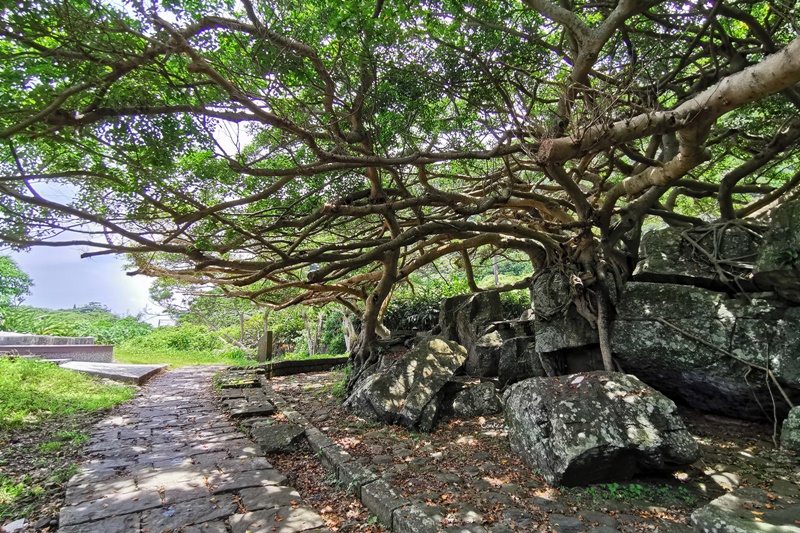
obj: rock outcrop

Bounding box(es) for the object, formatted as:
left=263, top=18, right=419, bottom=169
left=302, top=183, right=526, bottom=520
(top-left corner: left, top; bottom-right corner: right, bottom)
left=439, top=291, right=502, bottom=376
left=754, top=200, right=800, bottom=303
left=531, top=269, right=598, bottom=355
left=343, top=336, right=467, bottom=431
left=504, top=372, right=699, bottom=486
left=633, top=225, right=760, bottom=292
left=452, top=382, right=503, bottom=418
left=612, top=282, right=800, bottom=418
left=781, top=406, right=800, bottom=452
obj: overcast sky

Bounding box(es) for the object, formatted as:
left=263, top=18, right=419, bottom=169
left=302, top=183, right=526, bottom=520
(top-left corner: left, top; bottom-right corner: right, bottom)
left=7, top=246, right=168, bottom=324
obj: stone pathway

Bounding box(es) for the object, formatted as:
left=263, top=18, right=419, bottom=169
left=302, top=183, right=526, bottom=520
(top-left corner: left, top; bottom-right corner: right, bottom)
left=59, top=366, right=327, bottom=533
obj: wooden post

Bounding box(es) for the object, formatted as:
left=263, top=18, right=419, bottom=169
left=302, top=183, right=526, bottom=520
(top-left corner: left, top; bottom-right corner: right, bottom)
left=257, top=330, right=273, bottom=363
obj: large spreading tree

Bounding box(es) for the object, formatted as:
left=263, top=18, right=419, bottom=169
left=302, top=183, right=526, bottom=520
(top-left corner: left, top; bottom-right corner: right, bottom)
left=2, top=0, right=799, bottom=381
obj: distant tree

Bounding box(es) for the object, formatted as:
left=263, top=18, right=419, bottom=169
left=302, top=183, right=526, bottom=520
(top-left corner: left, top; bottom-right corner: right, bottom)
left=0, top=256, right=33, bottom=307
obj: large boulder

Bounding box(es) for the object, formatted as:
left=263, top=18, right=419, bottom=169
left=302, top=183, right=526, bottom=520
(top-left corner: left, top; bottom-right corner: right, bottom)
left=634, top=225, right=760, bottom=291
left=439, top=291, right=503, bottom=376
left=498, top=335, right=546, bottom=387
left=452, top=382, right=503, bottom=418
left=531, top=269, right=598, bottom=354
left=754, top=200, right=800, bottom=303
left=504, top=371, right=699, bottom=486
left=611, top=282, right=800, bottom=418
left=343, top=336, right=467, bottom=431
left=781, top=406, right=800, bottom=452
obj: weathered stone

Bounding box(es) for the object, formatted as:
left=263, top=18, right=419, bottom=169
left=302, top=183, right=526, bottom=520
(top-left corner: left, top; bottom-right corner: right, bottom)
left=141, top=494, right=237, bottom=532
left=634, top=225, right=760, bottom=291
left=57, top=513, right=140, bottom=533
left=250, top=422, right=304, bottom=454
left=452, top=382, right=503, bottom=418
left=498, top=335, right=544, bottom=387
left=504, top=372, right=699, bottom=486
left=59, top=490, right=163, bottom=526
left=336, top=461, right=379, bottom=498
left=361, top=479, right=412, bottom=529
left=612, top=282, right=800, bottom=418
left=548, top=513, right=584, bottom=533
left=393, top=503, right=446, bottom=533
left=229, top=506, right=325, bottom=533
left=238, top=486, right=303, bottom=511
left=343, top=336, right=467, bottom=430
left=691, top=487, right=800, bottom=533
left=208, top=469, right=288, bottom=493
left=780, top=406, right=800, bottom=451
left=440, top=291, right=503, bottom=375
left=304, top=426, right=336, bottom=453
left=755, top=200, right=800, bottom=303
left=471, top=329, right=514, bottom=377
left=532, top=269, right=598, bottom=354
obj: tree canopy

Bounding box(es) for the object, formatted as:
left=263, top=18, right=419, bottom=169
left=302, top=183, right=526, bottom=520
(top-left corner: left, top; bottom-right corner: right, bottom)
left=0, top=256, right=33, bottom=306
left=2, top=0, right=800, bottom=369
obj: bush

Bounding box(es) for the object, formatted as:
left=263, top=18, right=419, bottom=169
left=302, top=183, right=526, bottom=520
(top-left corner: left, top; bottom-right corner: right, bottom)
left=122, top=324, right=223, bottom=352
left=0, top=305, right=153, bottom=344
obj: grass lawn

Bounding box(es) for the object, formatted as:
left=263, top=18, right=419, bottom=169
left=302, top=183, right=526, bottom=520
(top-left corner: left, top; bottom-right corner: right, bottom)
left=113, top=346, right=254, bottom=368
left=0, top=357, right=136, bottom=522
left=0, top=357, right=135, bottom=429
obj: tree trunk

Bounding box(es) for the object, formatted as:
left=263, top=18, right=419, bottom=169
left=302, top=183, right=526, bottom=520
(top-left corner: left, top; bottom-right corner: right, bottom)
left=347, top=251, right=399, bottom=390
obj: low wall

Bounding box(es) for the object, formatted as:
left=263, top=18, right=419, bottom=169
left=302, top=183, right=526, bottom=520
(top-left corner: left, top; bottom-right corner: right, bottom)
left=0, top=334, right=95, bottom=346
left=0, top=344, right=114, bottom=363
left=260, top=356, right=349, bottom=378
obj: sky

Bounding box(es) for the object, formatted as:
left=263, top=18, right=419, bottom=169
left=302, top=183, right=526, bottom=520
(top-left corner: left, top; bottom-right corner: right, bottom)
left=7, top=246, right=170, bottom=325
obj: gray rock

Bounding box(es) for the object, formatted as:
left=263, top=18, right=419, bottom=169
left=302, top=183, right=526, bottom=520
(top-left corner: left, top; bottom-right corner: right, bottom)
left=755, top=200, right=800, bottom=303
left=548, top=513, right=584, bottom=533
left=440, top=291, right=503, bottom=376
left=343, top=337, right=466, bottom=430
left=634, top=225, right=760, bottom=291
left=498, top=335, right=545, bottom=387
left=612, top=282, right=800, bottom=419
left=780, top=406, right=800, bottom=451
left=532, top=269, right=598, bottom=354
left=504, top=372, right=698, bottom=486
left=250, top=422, right=304, bottom=454
left=452, top=382, right=503, bottom=418
left=471, top=329, right=514, bottom=377
left=691, top=487, right=800, bottom=533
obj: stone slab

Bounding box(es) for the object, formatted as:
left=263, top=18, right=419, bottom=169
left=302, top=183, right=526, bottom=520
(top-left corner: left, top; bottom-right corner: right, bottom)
left=691, top=487, right=800, bottom=533
left=59, top=490, right=163, bottom=526
left=60, top=361, right=168, bottom=384
left=361, top=479, right=412, bottom=529
left=57, top=512, right=140, bottom=533
left=229, top=506, right=325, bottom=533
left=141, top=494, right=237, bottom=531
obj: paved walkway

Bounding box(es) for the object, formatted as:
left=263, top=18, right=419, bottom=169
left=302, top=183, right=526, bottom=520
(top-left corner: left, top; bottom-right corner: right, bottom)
left=59, top=366, right=327, bottom=533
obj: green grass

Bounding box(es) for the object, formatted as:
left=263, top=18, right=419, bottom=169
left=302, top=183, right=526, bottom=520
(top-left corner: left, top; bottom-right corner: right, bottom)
left=113, top=345, right=254, bottom=368
left=0, top=474, right=43, bottom=508
left=0, top=358, right=135, bottom=429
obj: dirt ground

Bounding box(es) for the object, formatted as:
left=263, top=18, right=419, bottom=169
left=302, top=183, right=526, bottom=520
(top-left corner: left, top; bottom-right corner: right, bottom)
left=268, top=370, right=800, bottom=532
left=0, top=409, right=111, bottom=531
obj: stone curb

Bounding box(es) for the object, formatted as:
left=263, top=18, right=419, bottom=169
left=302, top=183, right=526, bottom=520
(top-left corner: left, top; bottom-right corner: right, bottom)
left=258, top=377, right=491, bottom=533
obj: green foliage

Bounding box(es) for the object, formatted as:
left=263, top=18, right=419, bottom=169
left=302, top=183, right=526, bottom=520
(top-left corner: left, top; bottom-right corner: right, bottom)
left=320, top=311, right=347, bottom=355
left=330, top=365, right=351, bottom=399
left=0, top=357, right=134, bottom=429
left=0, top=474, right=42, bottom=511
left=114, top=343, right=252, bottom=367
left=0, top=305, right=152, bottom=344
left=578, top=482, right=696, bottom=506
left=0, top=256, right=32, bottom=307
left=124, top=323, right=223, bottom=352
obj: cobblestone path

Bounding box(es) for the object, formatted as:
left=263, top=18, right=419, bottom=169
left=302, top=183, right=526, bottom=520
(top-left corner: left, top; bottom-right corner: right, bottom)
left=59, top=366, right=327, bottom=533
